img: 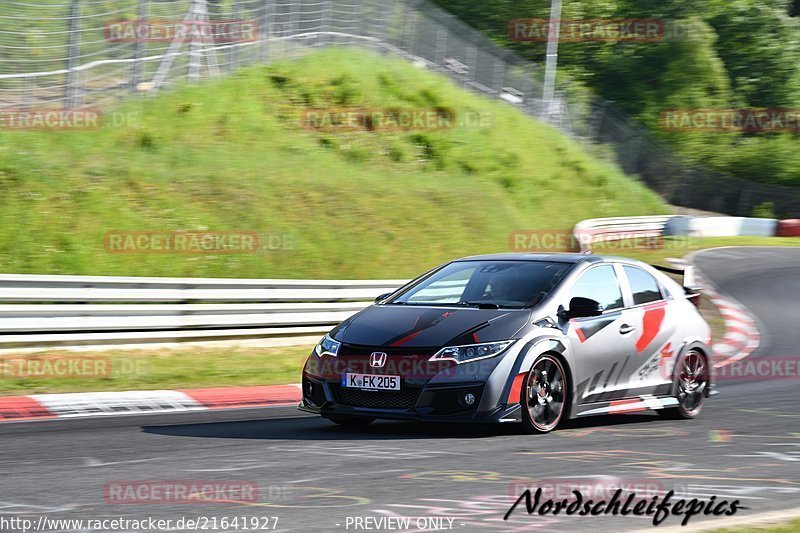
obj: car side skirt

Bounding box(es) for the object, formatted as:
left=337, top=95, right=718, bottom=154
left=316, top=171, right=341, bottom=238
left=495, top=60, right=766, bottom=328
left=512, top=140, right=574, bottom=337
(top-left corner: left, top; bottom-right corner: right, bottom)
left=573, top=394, right=679, bottom=417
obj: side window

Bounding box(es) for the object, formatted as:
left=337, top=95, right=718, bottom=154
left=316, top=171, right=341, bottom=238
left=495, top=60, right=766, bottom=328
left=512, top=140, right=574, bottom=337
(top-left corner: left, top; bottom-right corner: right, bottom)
left=569, top=265, right=624, bottom=312
left=624, top=266, right=663, bottom=305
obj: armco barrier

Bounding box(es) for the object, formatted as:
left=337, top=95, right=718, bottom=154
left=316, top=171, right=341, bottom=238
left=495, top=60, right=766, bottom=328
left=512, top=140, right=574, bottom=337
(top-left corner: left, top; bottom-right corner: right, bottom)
left=0, top=274, right=408, bottom=348
left=665, top=216, right=777, bottom=238
left=0, top=214, right=793, bottom=349
left=572, top=215, right=677, bottom=251
left=575, top=215, right=789, bottom=251
left=777, top=219, right=800, bottom=237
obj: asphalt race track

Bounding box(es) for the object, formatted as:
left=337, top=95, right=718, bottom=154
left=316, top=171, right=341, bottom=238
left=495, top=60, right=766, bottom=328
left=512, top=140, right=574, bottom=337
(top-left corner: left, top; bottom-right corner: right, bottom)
left=1, top=247, right=799, bottom=533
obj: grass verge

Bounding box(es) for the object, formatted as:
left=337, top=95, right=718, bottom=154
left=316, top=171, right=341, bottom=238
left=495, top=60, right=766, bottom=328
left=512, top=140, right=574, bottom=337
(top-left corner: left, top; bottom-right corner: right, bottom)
left=0, top=48, right=665, bottom=279
left=0, top=345, right=311, bottom=395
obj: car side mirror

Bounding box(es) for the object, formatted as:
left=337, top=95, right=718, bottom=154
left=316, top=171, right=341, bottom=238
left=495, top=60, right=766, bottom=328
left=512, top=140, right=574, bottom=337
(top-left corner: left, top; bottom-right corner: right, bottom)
left=375, top=292, right=392, bottom=303
left=563, top=297, right=603, bottom=319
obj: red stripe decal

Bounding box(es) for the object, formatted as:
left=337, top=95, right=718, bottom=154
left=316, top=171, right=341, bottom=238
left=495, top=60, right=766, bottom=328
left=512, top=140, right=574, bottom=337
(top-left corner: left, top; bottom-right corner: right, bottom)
left=507, top=373, right=526, bottom=403
left=390, top=330, right=422, bottom=347
left=636, top=304, right=666, bottom=353
left=609, top=398, right=646, bottom=413
left=180, top=386, right=301, bottom=409
left=576, top=328, right=587, bottom=343
left=472, top=333, right=480, bottom=343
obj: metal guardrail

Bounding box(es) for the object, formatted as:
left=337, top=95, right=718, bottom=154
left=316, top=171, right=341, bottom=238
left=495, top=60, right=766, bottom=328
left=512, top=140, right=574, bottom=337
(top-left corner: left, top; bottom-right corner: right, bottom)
left=0, top=274, right=408, bottom=348
left=572, top=215, right=678, bottom=251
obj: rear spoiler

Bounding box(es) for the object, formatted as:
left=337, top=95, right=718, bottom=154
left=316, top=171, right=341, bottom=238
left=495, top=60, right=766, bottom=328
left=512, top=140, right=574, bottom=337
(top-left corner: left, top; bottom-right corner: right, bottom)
left=652, top=263, right=703, bottom=308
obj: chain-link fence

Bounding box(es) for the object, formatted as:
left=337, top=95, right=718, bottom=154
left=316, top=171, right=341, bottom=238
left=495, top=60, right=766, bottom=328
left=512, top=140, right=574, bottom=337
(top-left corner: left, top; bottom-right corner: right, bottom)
left=2, top=0, right=800, bottom=217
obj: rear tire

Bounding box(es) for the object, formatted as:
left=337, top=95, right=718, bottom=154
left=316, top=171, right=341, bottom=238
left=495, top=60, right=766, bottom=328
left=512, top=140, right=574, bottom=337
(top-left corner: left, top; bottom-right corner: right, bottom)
left=660, top=349, right=709, bottom=420
left=325, top=415, right=375, bottom=427
left=520, top=354, right=569, bottom=434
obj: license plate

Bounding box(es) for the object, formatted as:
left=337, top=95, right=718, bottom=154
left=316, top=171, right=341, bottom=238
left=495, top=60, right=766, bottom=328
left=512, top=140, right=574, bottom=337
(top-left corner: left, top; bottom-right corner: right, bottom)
left=341, top=373, right=401, bottom=391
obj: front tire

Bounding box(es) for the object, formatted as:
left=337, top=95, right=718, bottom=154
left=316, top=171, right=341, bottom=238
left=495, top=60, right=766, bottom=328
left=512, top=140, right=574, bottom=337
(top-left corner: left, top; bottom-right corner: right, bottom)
left=660, top=349, right=709, bottom=419
left=520, top=354, right=569, bottom=434
left=324, top=415, right=375, bottom=427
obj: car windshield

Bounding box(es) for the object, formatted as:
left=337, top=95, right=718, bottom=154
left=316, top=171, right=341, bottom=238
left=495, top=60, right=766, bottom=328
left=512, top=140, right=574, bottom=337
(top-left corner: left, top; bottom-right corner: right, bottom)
left=389, top=260, right=573, bottom=308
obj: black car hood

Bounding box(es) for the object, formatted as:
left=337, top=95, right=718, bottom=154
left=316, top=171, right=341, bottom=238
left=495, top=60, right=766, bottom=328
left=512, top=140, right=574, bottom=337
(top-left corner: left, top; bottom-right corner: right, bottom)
left=330, top=305, right=532, bottom=348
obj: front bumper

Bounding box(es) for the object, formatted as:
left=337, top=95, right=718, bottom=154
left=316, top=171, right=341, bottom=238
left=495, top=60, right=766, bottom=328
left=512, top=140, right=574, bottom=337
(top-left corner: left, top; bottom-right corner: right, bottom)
left=297, top=376, right=522, bottom=423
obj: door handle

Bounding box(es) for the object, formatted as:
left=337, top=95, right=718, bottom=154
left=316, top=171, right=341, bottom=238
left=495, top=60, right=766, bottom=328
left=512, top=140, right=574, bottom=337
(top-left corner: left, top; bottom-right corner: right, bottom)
left=619, top=324, right=635, bottom=334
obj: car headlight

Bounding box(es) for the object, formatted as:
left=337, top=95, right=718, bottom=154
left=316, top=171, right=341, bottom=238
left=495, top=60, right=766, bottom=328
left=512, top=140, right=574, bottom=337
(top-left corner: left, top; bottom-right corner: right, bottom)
left=430, top=340, right=514, bottom=364
left=314, top=334, right=341, bottom=357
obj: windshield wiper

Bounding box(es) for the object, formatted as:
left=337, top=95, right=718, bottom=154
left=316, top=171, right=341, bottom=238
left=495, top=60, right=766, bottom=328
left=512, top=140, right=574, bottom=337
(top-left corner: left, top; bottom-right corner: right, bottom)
left=388, top=301, right=505, bottom=309
left=457, top=301, right=501, bottom=309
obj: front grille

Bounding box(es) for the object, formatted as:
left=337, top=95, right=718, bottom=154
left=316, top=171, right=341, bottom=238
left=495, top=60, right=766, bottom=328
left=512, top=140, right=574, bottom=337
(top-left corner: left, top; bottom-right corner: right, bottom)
left=332, top=384, right=420, bottom=410
left=338, top=344, right=438, bottom=357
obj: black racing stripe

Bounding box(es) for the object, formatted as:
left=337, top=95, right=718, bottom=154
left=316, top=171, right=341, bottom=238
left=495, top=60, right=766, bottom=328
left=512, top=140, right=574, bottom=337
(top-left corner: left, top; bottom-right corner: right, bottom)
left=576, top=377, right=591, bottom=399
left=614, top=355, right=630, bottom=387
left=587, top=371, right=602, bottom=395
left=603, top=362, right=618, bottom=390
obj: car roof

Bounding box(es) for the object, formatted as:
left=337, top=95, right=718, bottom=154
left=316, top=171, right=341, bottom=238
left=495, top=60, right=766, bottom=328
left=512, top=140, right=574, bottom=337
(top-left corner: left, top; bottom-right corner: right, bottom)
left=454, top=252, right=603, bottom=264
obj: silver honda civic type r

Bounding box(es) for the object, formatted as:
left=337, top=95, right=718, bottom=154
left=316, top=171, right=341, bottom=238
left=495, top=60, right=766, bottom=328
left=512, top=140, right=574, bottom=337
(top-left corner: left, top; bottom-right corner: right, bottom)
left=299, top=253, right=712, bottom=433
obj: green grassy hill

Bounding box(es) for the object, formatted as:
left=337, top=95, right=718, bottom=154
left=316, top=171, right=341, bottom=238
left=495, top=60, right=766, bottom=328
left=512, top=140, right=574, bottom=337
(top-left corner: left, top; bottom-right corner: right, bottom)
left=0, top=49, right=666, bottom=279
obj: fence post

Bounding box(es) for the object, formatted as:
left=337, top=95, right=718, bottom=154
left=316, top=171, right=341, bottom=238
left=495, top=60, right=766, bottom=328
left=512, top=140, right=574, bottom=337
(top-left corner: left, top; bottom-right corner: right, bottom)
left=289, top=0, right=301, bottom=51
left=228, top=0, right=242, bottom=72
left=467, top=43, right=477, bottom=83
left=188, top=0, right=204, bottom=81
left=65, top=0, right=82, bottom=108
left=259, top=0, right=271, bottom=61
left=400, top=3, right=417, bottom=54
left=434, top=25, right=447, bottom=67
left=131, top=0, right=150, bottom=92
left=590, top=101, right=609, bottom=142
left=24, top=76, right=36, bottom=108
left=492, top=59, right=504, bottom=93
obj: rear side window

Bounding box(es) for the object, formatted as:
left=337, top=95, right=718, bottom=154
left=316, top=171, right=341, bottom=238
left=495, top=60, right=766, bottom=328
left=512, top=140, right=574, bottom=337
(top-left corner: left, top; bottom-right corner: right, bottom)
left=569, top=265, right=624, bottom=311
left=624, top=266, right=663, bottom=305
